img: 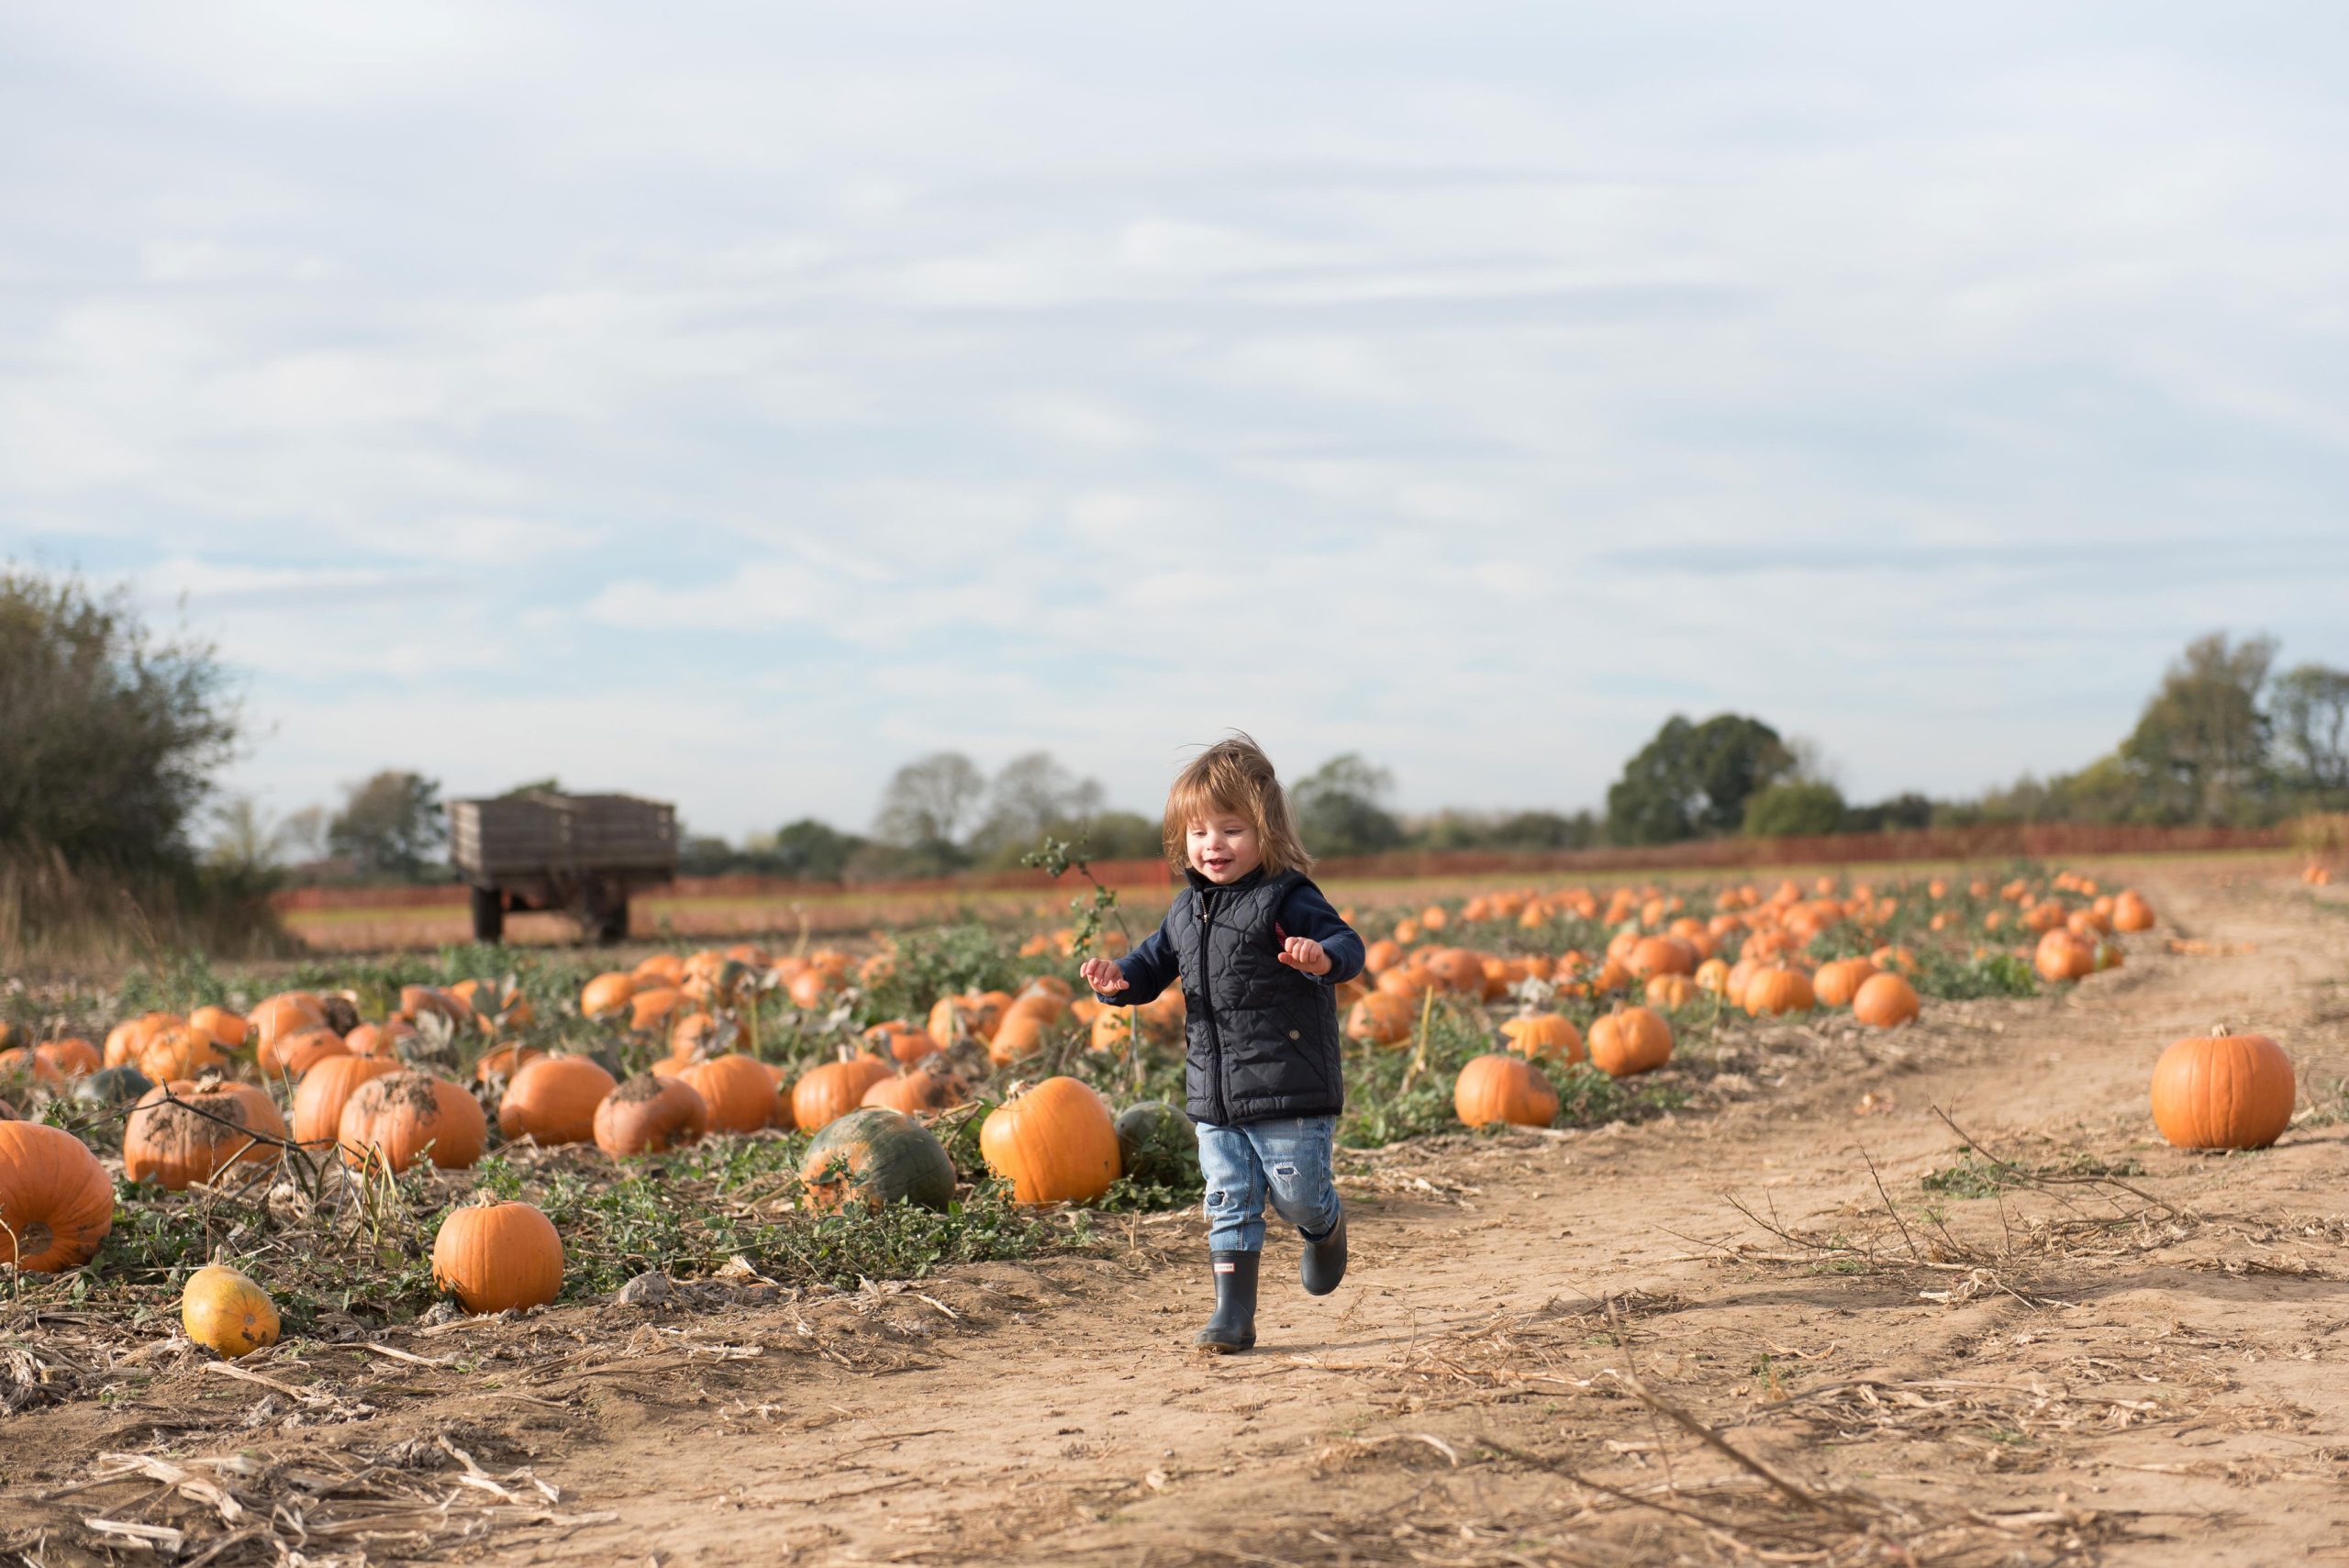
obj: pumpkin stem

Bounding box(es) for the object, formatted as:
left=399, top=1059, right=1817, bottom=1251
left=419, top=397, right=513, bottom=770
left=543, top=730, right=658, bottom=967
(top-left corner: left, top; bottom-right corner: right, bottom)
left=2211, top=1025, right=2232, bottom=1038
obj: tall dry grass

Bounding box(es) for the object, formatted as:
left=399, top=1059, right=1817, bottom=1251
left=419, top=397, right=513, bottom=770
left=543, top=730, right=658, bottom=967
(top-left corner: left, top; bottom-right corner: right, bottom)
left=0, top=845, right=300, bottom=977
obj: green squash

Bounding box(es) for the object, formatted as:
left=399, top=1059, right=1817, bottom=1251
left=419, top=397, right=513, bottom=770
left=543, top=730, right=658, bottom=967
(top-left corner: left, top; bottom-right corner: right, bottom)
left=1113, top=1099, right=1199, bottom=1187
left=799, top=1106, right=956, bottom=1213
left=75, top=1064, right=156, bottom=1108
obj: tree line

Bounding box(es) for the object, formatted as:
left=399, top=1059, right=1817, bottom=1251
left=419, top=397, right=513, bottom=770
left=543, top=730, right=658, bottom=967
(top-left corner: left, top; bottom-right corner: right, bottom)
left=6, top=565, right=2343, bottom=898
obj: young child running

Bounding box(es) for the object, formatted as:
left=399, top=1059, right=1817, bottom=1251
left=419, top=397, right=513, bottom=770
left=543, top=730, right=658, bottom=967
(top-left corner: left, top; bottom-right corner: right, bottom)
left=1082, top=735, right=1365, bottom=1352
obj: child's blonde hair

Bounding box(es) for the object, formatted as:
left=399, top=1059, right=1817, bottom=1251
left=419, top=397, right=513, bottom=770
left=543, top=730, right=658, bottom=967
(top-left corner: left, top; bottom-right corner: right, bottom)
left=1162, top=733, right=1314, bottom=875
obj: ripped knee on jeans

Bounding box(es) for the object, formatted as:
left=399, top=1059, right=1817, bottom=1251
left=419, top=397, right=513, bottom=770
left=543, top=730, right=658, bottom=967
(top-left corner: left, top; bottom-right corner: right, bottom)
left=1271, top=1162, right=1297, bottom=1179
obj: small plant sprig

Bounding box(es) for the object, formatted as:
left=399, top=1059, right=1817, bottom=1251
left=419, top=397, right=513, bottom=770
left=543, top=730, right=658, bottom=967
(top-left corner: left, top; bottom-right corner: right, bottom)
left=1020, top=833, right=1133, bottom=961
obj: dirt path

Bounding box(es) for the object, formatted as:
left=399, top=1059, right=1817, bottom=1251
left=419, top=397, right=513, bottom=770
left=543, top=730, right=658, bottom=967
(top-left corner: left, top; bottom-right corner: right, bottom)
left=7, top=873, right=2346, bottom=1565
left=489, top=873, right=2348, bottom=1565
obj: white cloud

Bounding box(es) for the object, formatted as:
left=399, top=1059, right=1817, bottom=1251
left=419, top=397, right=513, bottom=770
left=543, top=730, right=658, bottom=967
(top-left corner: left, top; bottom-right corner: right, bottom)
left=6, top=5, right=2347, bottom=835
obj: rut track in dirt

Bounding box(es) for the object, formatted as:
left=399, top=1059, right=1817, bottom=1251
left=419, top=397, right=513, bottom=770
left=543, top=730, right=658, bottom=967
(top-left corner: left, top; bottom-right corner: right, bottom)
left=6, top=871, right=2347, bottom=1566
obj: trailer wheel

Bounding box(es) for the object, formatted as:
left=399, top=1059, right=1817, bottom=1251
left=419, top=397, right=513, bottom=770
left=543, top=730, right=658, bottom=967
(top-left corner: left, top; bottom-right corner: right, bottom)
left=470, top=886, right=506, bottom=944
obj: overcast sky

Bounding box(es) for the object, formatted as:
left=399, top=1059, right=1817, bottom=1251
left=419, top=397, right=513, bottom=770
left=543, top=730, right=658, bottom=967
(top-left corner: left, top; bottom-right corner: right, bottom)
left=6, top=4, right=2346, bottom=840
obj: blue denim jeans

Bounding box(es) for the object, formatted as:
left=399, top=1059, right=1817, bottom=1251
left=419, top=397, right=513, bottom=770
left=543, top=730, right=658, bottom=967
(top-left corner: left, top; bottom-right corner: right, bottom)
left=1196, top=1116, right=1342, bottom=1253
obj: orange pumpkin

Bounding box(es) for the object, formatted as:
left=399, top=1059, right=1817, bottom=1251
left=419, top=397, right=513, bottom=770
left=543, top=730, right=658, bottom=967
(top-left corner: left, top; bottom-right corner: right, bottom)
left=1852, top=973, right=1920, bottom=1029
left=1742, top=968, right=1816, bottom=1018
left=863, top=1021, right=938, bottom=1064
left=474, top=1041, right=547, bottom=1083
left=986, top=1007, right=1054, bottom=1066
left=1345, top=994, right=1417, bottom=1047
left=1695, top=957, right=1733, bottom=996
left=35, top=1038, right=100, bottom=1079
left=1500, top=1014, right=1585, bottom=1065
left=1812, top=957, right=1878, bottom=1008
left=2111, top=890, right=2155, bottom=932
left=433, top=1197, right=563, bottom=1314
left=678, top=1053, right=782, bottom=1133
left=498, top=1056, right=618, bottom=1145
left=2150, top=1028, right=2294, bottom=1151
left=337, top=1072, right=488, bottom=1173
left=124, top=1080, right=286, bottom=1190
left=345, top=1020, right=416, bottom=1060
left=291, top=1055, right=399, bottom=1148
left=790, top=1057, right=896, bottom=1133
left=979, top=1076, right=1119, bottom=1204
left=2034, top=929, right=2095, bottom=984
left=1643, top=973, right=1698, bottom=1010
left=258, top=1026, right=348, bottom=1079
left=249, top=995, right=325, bottom=1050
left=1627, top=936, right=1696, bottom=979
left=581, top=972, right=639, bottom=1018
left=863, top=1066, right=971, bottom=1117
left=628, top=986, right=684, bottom=1033
left=595, top=1073, right=710, bottom=1157
left=1588, top=1006, right=1673, bottom=1077
left=0, top=1121, right=114, bottom=1271
left=188, top=1005, right=250, bottom=1050
left=136, top=1026, right=228, bottom=1084
left=1453, top=1053, right=1559, bottom=1129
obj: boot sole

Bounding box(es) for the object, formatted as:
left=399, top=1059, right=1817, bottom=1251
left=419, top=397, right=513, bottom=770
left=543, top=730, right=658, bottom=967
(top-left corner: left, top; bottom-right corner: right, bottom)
left=1195, top=1336, right=1255, bottom=1353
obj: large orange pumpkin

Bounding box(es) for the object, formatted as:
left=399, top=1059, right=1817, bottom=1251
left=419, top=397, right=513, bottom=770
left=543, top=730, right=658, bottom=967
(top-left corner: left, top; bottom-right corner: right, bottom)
left=1453, top=1053, right=1559, bottom=1129
left=678, top=1053, right=782, bottom=1133
left=433, top=1197, right=563, bottom=1313
left=1588, top=1006, right=1673, bottom=1077
left=1852, top=973, right=1920, bottom=1029
left=790, top=1057, right=896, bottom=1133
left=0, top=1120, right=114, bottom=1271
left=337, top=1072, right=487, bottom=1173
left=291, top=1054, right=400, bottom=1147
left=2111, top=891, right=2155, bottom=932
left=35, top=1038, right=100, bottom=1079
left=1627, top=936, right=1696, bottom=979
left=124, top=1080, right=286, bottom=1190
left=595, top=1073, right=710, bottom=1157
left=979, top=1076, right=1119, bottom=1204
left=2150, top=1028, right=2294, bottom=1151
left=498, top=1056, right=618, bottom=1146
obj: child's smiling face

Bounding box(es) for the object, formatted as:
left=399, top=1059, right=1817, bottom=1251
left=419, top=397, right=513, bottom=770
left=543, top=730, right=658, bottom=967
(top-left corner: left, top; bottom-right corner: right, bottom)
left=1186, top=811, right=1263, bottom=884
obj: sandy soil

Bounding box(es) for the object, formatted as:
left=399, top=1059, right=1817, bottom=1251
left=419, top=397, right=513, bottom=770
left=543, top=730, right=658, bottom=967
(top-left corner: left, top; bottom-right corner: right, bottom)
left=7, top=870, right=2347, bottom=1565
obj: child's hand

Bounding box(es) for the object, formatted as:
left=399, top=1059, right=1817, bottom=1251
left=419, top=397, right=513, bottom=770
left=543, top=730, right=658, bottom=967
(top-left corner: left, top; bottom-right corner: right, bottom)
left=1081, top=958, right=1129, bottom=995
left=1278, top=936, right=1331, bottom=976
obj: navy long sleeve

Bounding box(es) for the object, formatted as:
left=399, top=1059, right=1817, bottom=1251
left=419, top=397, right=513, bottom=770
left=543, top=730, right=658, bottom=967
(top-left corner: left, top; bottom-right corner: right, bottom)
left=1097, top=910, right=1182, bottom=1006
left=1091, top=874, right=1363, bottom=1004
left=1275, top=878, right=1364, bottom=984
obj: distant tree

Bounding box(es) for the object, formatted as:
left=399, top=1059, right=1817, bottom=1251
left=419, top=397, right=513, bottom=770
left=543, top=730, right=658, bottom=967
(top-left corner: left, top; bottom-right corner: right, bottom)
left=974, top=751, right=1107, bottom=858
left=0, top=565, right=241, bottom=871
left=1408, top=809, right=1597, bottom=851
left=279, top=805, right=328, bottom=863
left=1077, top=809, right=1165, bottom=862
left=206, top=796, right=294, bottom=879
left=1292, top=754, right=1405, bottom=857
left=1840, top=792, right=1936, bottom=833
left=2119, top=632, right=2277, bottom=823
left=1743, top=779, right=1847, bottom=837
left=873, top=751, right=985, bottom=872
left=501, top=776, right=562, bottom=797
left=328, top=771, right=446, bottom=881
left=1606, top=714, right=1793, bottom=844
left=771, top=817, right=864, bottom=881
left=2272, top=662, right=2349, bottom=804
left=676, top=834, right=742, bottom=876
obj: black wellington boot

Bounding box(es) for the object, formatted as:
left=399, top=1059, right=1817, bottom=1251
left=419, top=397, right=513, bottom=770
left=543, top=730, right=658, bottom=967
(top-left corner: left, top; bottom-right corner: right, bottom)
left=1300, top=1212, right=1348, bottom=1296
left=1195, top=1251, right=1260, bottom=1352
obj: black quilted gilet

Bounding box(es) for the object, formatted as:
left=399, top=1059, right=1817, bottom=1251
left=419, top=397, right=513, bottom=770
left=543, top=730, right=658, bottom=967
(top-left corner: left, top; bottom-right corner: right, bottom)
left=1169, top=867, right=1346, bottom=1125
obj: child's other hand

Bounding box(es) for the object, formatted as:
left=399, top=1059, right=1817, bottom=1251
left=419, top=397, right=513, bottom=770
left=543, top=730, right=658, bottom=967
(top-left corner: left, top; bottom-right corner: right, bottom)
left=1081, top=958, right=1129, bottom=995
left=1278, top=936, right=1331, bottom=976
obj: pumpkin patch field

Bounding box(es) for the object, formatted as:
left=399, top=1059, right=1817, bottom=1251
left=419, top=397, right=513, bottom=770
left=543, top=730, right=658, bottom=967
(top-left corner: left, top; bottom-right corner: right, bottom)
left=4, top=862, right=2349, bottom=1565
